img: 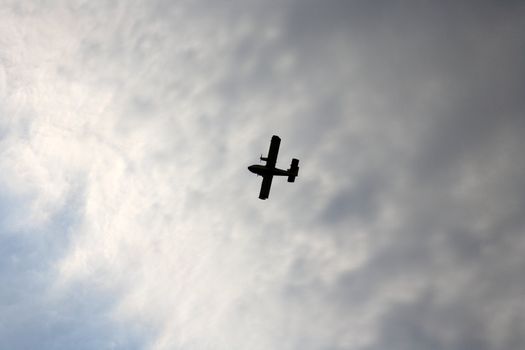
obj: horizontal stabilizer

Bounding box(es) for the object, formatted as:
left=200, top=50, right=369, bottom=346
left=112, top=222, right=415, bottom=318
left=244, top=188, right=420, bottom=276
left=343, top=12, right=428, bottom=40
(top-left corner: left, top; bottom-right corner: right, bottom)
left=287, top=158, right=299, bottom=182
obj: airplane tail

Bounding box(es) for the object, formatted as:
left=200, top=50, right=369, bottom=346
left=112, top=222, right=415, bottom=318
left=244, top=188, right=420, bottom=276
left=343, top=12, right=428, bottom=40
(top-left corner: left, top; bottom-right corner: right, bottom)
left=287, top=158, right=299, bottom=182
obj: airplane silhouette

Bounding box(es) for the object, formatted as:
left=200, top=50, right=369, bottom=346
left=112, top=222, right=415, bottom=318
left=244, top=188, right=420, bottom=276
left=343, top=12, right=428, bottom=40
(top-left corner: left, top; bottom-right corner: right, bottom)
left=248, top=135, right=299, bottom=200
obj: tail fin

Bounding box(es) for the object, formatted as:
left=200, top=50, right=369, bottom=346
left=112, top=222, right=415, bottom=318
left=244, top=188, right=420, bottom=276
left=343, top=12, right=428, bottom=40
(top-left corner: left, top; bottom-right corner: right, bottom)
left=287, top=158, right=299, bottom=182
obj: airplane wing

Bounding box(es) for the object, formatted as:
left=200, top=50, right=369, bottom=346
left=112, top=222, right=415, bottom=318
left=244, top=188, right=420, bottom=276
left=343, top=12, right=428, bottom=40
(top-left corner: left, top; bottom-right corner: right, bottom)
left=259, top=175, right=273, bottom=200
left=265, top=135, right=281, bottom=168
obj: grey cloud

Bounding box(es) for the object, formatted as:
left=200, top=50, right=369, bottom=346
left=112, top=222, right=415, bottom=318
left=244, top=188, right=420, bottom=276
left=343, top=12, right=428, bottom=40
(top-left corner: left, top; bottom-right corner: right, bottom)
left=365, top=289, right=525, bottom=350
left=2, top=0, right=525, bottom=349
left=320, top=172, right=385, bottom=225
left=268, top=1, right=525, bottom=349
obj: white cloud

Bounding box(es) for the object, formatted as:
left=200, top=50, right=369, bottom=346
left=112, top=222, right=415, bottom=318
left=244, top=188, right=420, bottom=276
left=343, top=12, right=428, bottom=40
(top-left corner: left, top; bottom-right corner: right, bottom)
left=1, top=1, right=525, bottom=349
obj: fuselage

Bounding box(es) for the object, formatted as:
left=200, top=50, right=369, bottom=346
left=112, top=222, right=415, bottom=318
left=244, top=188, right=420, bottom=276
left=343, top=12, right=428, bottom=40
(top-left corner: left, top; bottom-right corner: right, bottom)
left=248, top=164, right=290, bottom=177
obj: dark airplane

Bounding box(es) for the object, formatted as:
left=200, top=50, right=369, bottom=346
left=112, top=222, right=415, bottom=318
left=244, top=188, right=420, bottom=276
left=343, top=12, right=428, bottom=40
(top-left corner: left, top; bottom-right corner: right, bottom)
left=248, top=135, right=299, bottom=200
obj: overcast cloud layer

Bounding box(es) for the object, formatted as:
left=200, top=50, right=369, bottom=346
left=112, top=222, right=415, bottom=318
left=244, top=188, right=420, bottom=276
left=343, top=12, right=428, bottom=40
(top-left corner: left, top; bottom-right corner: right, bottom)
left=1, top=1, right=525, bottom=349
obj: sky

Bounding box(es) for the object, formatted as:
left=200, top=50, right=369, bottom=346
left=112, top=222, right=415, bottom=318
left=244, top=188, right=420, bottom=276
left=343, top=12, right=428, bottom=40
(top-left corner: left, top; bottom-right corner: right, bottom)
left=1, top=1, right=525, bottom=349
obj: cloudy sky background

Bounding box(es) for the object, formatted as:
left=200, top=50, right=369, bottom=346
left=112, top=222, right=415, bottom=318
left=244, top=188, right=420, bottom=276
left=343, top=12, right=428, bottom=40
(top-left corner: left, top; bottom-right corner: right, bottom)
left=1, top=1, right=525, bottom=349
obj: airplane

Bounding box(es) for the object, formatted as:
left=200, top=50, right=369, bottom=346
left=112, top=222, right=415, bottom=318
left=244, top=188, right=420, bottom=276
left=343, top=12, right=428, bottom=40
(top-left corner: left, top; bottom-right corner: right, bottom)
left=248, top=135, right=299, bottom=200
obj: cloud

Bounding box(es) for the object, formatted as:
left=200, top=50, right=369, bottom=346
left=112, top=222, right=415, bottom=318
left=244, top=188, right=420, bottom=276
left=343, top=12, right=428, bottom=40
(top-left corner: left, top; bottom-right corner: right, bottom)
left=0, top=1, right=524, bottom=349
